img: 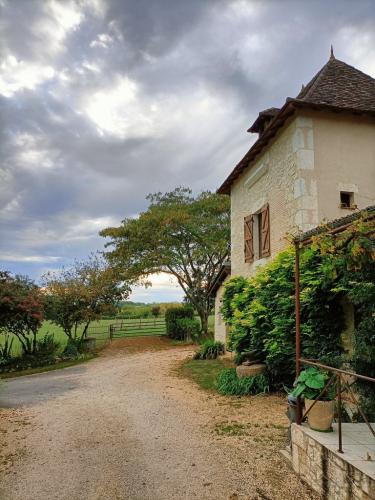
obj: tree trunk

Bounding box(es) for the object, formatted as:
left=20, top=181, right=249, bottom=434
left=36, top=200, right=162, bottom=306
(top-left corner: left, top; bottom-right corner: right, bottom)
left=15, top=333, right=28, bottom=355
left=80, top=321, right=91, bottom=341
left=32, top=330, right=37, bottom=354
left=197, top=308, right=209, bottom=335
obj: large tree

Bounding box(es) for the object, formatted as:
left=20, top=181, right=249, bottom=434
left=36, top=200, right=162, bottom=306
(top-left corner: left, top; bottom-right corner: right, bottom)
left=0, top=271, right=44, bottom=355
left=43, top=255, right=130, bottom=341
left=100, top=188, right=230, bottom=333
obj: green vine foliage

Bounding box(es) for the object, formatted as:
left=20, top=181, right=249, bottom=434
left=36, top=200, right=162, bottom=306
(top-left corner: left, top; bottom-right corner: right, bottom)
left=222, top=248, right=344, bottom=387
left=221, top=212, right=375, bottom=406
left=310, top=214, right=375, bottom=418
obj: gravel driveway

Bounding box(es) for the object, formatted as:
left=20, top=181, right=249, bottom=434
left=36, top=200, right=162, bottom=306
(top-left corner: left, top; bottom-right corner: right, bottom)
left=0, top=337, right=318, bottom=500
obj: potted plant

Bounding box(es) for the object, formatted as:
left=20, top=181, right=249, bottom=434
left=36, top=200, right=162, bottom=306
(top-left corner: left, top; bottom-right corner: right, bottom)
left=292, top=367, right=336, bottom=432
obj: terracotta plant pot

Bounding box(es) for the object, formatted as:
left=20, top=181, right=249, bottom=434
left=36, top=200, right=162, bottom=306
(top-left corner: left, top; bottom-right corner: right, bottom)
left=305, top=399, right=334, bottom=432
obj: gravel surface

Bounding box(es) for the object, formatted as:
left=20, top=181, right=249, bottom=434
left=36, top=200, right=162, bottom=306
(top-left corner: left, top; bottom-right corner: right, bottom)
left=0, top=337, right=319, bottom=500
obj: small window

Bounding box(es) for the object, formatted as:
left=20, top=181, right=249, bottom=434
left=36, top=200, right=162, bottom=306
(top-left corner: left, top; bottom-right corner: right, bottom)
left=340, top=192, right=355, bottom=209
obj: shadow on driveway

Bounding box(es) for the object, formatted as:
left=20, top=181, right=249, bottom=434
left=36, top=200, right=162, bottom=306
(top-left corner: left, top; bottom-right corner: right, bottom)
left=0, top=364, right=88, bottom=408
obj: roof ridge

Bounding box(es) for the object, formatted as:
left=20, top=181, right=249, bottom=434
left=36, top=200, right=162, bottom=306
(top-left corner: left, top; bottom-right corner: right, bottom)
left=299, top=60, right=331, bottom=100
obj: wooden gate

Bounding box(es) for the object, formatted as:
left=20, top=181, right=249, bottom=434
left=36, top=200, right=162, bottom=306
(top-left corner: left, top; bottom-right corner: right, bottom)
left=109, top=318, right=166, bottom=339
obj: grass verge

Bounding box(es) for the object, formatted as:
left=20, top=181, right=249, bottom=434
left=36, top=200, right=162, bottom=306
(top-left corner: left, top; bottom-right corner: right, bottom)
left=177, top=357, right=234, bottom=391
left=0, top=354, right=96, bottom=379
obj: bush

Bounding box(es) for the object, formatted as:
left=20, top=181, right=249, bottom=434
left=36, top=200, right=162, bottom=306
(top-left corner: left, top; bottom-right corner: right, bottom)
left=194, top=340, right=225, bottom=360
left=165, top=306, right=195, bottom=340
left=221, top=248, right=344, bottom=387
left=151, top=305, right=161, bottom=318
left=216, top=368, right=270, bottom=396
left=176, top=317, right=201, bottom=342
left=0, top=332, right=62, bottom=373
left=0, top=335, right=13, bottom=360
left=36, top=333, right=60, bottom=356
left=61, top=338, right=82, bottom=360
left=0, top=352, right=57, bottom=373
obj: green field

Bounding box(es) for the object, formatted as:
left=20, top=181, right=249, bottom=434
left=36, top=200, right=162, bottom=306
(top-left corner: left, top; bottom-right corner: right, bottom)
left=1, top=315, right=214, bottom=356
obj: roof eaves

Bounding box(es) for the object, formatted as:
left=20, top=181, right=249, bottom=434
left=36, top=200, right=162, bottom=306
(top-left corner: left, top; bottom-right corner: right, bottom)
left=217, top=100, right=297, bottom=194
left=208, top=262, right=231, bottom=297
left=218, top=101, right=375, bottom=195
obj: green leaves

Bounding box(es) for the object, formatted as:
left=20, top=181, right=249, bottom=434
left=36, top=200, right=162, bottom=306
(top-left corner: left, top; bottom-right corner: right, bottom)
left=221, top=244, right=345, bottom=387
left=292, top=367, right=335, bottom=401
left=42, top=255, right=128, bottom=340
left=101, top=188, right=231, bottom=333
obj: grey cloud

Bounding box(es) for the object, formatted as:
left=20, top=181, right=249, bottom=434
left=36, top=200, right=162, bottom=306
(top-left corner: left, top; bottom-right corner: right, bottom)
left=1, top=0, right=375, bottom=284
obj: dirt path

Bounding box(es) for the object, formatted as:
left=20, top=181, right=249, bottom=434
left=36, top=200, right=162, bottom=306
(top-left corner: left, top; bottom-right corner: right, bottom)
left=0, top=337, right=318, bottom=500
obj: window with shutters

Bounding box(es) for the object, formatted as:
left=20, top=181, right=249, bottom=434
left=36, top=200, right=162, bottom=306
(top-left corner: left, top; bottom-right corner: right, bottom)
left=244, top=204, right=270, bottom=263
left=244, top=215, right=254, bottom=263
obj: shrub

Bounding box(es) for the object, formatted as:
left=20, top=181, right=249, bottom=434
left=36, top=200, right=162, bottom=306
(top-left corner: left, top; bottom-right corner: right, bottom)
left=216, top=368, right=269, bottom=396
left=165, top=306, right=195, bottom=340
left=36, top=333, right=60, bottom=356
left=175, top=317, right=201, bottom=342
left=151, top=305, right=161, bottom=318
left=0, top=335, right=13, bottom=360
left=194, top=340, right=225, bottom=360
left=61, top=338, right=81, bottom=359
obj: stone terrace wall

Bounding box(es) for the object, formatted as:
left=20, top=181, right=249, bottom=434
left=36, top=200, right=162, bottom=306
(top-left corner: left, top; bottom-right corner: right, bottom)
left=291, top=424, right=375, bottom=500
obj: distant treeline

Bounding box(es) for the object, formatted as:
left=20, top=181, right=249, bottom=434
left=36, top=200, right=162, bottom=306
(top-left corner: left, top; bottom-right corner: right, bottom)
left=108, top=301, right=183, bottom=319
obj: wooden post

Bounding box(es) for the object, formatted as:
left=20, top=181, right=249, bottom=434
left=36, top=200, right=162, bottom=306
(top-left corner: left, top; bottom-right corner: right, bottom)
left=295, top=240, right=302, bottom=425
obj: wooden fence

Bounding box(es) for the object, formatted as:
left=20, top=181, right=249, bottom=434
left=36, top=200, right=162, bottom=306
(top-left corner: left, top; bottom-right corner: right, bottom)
left=85, top=318, right=167, bottom=345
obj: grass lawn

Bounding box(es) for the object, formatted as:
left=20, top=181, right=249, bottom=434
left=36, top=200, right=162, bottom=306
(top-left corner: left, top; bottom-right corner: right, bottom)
left=1, top=319, right=118, bottom=357
left=1, top=314, right=215, bottom=357
left=0, top=312, right=215, bottom=360
left=178, top=357, right=234, bottom=391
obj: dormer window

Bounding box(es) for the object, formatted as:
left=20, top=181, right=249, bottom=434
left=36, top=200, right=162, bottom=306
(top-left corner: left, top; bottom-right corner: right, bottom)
left=340, top=191, right=356, bottom=209
left=247, top=108, right=280, bottom=137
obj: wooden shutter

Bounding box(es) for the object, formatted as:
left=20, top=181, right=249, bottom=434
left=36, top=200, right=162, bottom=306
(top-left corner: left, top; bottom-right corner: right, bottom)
left=244, top=215, right=254, bottom=263
left=260, top=204, right=270, bottom=257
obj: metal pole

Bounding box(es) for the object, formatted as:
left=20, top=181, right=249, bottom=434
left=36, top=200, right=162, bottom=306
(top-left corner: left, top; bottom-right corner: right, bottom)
left=295, top=241, right=302, bottom=424
left=337, top=374, right=343, bottom=453
left=299, top=358, right=375, bottom=384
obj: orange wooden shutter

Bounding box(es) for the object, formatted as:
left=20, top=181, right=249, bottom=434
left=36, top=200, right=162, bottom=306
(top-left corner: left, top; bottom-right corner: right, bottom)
left=260, top=204, right=270, bottom=257
left=244, top=215, right=254, bottom=263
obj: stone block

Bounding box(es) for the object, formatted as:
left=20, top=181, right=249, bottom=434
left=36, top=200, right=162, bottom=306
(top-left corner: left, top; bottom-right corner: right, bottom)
left=81, top=337, right=96, bottom=353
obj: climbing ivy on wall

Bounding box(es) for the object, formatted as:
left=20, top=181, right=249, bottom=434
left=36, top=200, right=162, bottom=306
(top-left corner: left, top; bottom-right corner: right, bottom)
left=221, top=210, right=375, bottom=415
left=310, top=214, right=375, bottom=418
left=221, top=248, right=344, bottom=386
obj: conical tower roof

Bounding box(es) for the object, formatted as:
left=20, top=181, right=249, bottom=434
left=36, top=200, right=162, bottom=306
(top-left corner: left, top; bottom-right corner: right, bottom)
left=296, top=53, right=375, bottom=111
left=218, top=53, right=375, bottom=194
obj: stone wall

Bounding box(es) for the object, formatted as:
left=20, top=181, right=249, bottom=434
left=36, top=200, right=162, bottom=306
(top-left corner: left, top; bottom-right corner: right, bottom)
left=214, top=282, right=228, bottom=344
left=291, top=424, right=375, bottom=500
left=229, top=110, right=375, bottom=279
left=230, top=112, right=321, bottom=278
left=223, top=109, right=375, bottom=343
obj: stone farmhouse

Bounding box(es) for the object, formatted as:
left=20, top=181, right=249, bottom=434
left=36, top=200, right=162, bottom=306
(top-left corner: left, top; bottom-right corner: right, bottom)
left=212, top=50, right=375, bottom=344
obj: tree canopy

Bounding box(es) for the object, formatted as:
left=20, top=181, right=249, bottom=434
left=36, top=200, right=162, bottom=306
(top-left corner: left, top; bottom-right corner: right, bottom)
left=43, top=255, right=129, bottom=340
left=0, top=271, right=44, bottom=354
left=100, top=187, right=230, bottom=333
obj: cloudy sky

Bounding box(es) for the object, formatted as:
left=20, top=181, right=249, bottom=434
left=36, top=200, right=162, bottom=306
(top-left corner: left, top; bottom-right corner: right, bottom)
left=1, top=0, right=374, bottom=302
